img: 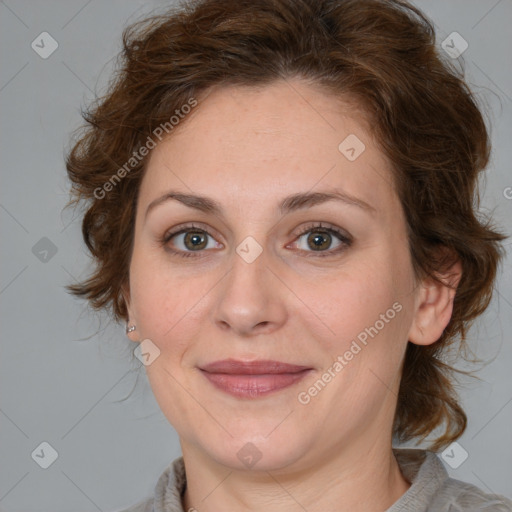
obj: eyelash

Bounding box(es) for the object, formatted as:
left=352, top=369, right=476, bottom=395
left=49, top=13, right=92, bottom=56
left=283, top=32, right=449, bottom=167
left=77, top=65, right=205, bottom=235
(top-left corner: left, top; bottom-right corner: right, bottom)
left=160, top=222, right=352, bottom=259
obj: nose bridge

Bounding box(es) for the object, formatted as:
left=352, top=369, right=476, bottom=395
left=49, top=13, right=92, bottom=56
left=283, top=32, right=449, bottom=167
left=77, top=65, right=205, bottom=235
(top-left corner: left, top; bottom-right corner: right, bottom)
left=212, top=239, right=287, bottom=335
left=224, top=240, right=270, bottom=310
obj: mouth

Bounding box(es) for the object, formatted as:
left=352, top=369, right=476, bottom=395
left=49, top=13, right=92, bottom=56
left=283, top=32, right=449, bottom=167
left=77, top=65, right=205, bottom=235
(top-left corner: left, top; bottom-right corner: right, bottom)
left=198, top=359, right=313, bottom=399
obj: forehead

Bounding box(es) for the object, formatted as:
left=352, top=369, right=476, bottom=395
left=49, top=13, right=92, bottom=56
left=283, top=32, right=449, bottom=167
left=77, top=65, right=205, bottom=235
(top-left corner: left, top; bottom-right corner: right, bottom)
left=139, top=80, right=397, bottom=218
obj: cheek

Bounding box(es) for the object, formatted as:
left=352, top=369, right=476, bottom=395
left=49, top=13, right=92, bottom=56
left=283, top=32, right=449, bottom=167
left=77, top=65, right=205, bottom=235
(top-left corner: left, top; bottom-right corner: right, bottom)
left=299, top=267, right=412, bottom=412
left=296, top=249, right=415, bottom=410
left=128, top=247, right=218, bottom=358
left=299, top=258, right=411, bottom=351
left=129, top=249, right=179, bottom=336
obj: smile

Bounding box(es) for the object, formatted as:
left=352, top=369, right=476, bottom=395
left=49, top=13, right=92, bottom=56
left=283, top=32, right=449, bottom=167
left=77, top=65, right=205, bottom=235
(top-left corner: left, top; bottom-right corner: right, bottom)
left=199, top=359, right=313, bottom=398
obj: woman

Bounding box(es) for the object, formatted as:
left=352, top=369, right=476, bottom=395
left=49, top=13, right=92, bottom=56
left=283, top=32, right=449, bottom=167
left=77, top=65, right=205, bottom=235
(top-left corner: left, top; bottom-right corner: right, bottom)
left=66, top=0, right=511, bottom=510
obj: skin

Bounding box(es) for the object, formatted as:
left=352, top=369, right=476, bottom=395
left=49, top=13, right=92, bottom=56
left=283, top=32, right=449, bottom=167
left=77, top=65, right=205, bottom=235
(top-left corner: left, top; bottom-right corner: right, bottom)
left=124, top=79, right=461, bottom=512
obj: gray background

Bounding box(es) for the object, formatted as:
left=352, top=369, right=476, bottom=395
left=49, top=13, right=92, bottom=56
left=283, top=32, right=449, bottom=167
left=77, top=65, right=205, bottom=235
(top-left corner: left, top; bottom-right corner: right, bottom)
left=0, top=0, right=511, bottom=510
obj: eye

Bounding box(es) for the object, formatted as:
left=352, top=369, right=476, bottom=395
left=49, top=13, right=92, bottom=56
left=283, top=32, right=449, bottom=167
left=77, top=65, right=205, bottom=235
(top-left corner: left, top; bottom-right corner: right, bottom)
left=160, top=222, right=352, bottom=259
left=161, top=223, right=222, bottom=258
left=289, top=222, right=352, bottom=257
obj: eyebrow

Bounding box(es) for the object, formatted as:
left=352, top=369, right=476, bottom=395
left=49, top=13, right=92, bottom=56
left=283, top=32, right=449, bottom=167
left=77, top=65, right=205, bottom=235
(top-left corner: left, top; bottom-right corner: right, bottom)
left=145, top=189, right=376, bottom=220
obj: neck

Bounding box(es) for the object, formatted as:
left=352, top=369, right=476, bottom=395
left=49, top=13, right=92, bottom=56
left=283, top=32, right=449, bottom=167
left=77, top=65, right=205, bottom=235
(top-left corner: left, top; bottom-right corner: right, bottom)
left=181, top=440, right=411, bottom=512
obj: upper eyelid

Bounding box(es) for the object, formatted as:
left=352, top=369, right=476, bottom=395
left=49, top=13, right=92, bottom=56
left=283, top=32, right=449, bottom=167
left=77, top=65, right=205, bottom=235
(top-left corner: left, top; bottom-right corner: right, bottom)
left=163, top=222, right=351, bottom=246
left=163, top=222, right=220, bottom=240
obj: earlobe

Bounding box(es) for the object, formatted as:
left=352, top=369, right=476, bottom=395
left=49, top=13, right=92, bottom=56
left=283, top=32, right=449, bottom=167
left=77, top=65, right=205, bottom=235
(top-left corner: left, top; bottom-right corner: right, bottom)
left=408, top=259, right=462, bottom=346
left=121, top=281, right=139, bottom=343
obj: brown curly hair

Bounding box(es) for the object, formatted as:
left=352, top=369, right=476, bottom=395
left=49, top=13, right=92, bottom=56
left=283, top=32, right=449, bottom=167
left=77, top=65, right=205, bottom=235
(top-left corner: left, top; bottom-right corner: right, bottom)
left=65, top=0, right=506, bottom=451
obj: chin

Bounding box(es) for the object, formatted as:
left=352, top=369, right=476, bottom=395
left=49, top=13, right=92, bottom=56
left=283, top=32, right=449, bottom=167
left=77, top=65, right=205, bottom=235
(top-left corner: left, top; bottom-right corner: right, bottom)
left=198, top=428, right=312, bottom=472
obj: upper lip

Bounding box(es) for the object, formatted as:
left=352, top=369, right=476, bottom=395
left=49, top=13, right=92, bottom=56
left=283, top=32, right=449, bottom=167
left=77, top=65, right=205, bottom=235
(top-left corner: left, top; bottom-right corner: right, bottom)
left=199, top=359, right=312, bottom=375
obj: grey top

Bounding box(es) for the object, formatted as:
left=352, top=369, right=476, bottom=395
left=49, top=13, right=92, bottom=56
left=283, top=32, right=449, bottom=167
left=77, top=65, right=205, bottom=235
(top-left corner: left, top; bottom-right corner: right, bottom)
left=118, top=448, right=512, bottom=511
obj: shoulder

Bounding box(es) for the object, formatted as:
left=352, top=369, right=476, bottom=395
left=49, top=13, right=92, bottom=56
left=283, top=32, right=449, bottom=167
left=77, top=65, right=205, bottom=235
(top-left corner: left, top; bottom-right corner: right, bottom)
left=434, top=476, right=512, bottom=511
left=111, top=456, right=187, bottom=512
left=391, top=448, right=512, bottom=512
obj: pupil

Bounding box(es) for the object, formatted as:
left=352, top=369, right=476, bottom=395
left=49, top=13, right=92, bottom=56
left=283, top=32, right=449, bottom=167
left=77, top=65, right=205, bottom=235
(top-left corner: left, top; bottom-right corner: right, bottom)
left=186, top=231, right=206, bottom=250
left=309, top=231, right=330, bottom=251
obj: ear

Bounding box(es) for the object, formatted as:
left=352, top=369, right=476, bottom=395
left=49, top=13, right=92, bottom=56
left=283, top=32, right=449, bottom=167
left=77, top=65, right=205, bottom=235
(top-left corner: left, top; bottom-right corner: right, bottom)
left=121, top=280, right=139, bottom=343
left=408, top=256, right=462, bottom=346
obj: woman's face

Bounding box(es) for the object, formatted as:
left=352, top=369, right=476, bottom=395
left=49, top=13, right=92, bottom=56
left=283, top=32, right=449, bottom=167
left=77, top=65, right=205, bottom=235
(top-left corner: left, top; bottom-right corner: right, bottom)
left=125, top=80, right=422, bottom=471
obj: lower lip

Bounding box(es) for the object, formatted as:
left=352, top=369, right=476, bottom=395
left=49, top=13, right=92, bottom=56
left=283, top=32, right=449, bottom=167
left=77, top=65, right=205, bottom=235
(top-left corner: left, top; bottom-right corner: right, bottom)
left=200, top=370, right=312, bottom=398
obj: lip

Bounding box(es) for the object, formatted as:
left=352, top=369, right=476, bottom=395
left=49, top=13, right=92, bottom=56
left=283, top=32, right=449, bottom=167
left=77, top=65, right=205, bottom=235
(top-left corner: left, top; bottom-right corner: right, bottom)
left=200, top=359, right=311, bottom=374
left=199, top=359, right=313, bottom=398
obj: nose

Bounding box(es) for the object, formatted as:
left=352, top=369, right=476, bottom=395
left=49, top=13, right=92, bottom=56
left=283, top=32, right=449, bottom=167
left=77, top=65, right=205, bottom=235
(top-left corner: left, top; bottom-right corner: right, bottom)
left=212, top=245, right=288, bottom=338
